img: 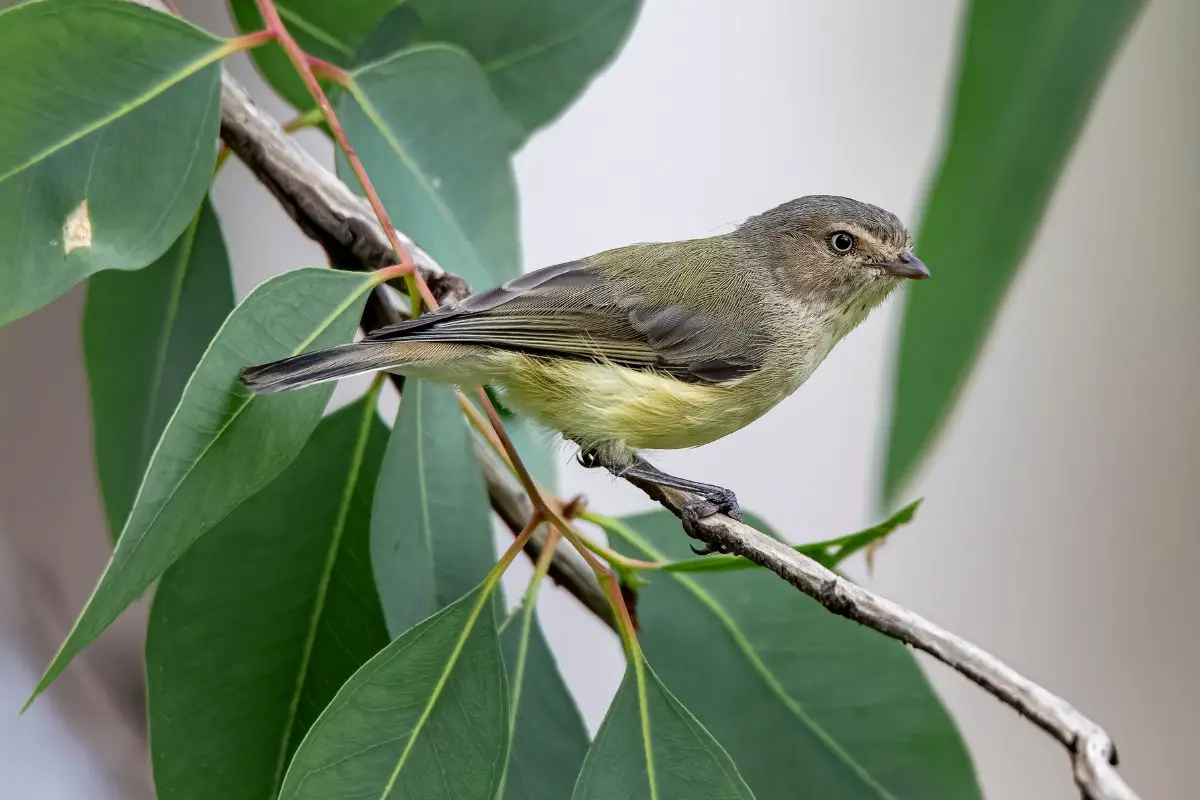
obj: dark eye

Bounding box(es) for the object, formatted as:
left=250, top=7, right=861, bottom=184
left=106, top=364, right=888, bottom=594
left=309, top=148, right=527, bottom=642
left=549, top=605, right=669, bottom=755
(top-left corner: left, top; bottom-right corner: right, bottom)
left=829, top=231, right=855, bottom=254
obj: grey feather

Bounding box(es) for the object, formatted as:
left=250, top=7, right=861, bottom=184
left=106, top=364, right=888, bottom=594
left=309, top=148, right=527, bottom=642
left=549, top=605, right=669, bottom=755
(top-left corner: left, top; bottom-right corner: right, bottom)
left=363, top=259, right=767, bottom=384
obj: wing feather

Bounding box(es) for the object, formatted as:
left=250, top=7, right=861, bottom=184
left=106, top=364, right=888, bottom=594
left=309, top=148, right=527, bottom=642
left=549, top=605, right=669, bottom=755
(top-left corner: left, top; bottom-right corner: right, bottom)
left=365, top=258, right=767, bottom=384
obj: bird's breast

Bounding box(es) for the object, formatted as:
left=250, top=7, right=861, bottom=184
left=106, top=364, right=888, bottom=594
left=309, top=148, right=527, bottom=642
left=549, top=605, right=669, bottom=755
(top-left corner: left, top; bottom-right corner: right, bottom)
left=493, top=355, right=790, bottom=453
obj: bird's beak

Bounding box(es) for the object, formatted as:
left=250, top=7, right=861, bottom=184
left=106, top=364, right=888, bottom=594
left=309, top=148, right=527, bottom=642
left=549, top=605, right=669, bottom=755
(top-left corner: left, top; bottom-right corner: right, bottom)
left=882, top=251, right=930, bottom=280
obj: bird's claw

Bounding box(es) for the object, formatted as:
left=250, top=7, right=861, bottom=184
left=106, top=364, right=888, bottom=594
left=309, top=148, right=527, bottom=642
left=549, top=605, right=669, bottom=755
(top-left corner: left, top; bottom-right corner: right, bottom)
left=576, top=449, right=602, bottom=469
left=682, top=487, right=741, bottom=556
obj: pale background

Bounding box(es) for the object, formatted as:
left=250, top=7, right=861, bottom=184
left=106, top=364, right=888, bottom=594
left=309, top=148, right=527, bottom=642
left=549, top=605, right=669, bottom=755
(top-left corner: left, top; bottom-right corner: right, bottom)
left=2, top=0, right=1197, bottom=797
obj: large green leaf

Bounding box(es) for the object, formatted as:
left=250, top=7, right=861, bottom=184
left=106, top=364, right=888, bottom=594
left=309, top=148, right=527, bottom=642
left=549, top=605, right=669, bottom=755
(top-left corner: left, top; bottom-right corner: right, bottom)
left=410, top=0, right=642, bottom=135
left=147, top=394, right=391, bottom=800
left=608, top=512, right=981, bottom=800
left=337, top=44, right=522, bottom=287
left=372, top=378, right=581, bottom=797
left=371, top=379, right=496, bottom=636
left=572, top=658, right=755, bottom=799
left=31, top=268, right=378, bottom=702
left=231, top=0, right=641, bottom=139
left=882, top=0, right=1144, bottom=502
left=279, top=583, right=509, bottom=800
left=0, top=0, right=225, bottom=325
left=227, top=0, right=397, bottom=112
left=499, top=595, right=589, bottom=800
left=84, top=198, right=235, bottom=538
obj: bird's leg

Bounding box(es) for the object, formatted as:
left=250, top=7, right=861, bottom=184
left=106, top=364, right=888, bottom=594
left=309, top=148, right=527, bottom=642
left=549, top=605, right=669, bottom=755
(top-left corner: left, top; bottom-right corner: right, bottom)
left=575, top=446, right=740, bottom=556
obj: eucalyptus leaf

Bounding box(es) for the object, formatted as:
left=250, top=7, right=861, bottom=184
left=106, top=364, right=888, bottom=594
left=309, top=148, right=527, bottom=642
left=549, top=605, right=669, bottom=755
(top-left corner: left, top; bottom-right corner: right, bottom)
left=227, top=0, right=395, bottom=111
left=85, top=198, right=234, bottom=538
left=147, top=394, right=391, bottom=800
left=499, top=595, right=589, bottom=800
left=0, top=0, right=225, bottom=324
left=882, top=0, right=1144, bottom=502
left=31, top=268, right=378, bottom=702
left=230, top=0, right=641, bottom=140
left=371, top=379, right=495, bottom=637
left=337, top=44, right=522, bottom=288
left=572, top=658, right=755, bottom=800
left=410, top=0, right=643, bottom=135
left=608, top=512, right=982, bottom=799
left=279, top=583, right=509, bottom=800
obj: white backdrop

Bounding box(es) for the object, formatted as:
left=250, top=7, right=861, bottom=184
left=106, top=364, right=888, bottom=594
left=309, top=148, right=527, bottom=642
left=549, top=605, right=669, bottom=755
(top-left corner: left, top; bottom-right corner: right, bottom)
left=2, top=1, right=1197, bottom=797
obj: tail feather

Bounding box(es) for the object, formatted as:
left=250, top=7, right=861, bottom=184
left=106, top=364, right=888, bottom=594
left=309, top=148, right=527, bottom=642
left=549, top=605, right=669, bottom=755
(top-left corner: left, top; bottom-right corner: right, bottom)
left=239, top=342, right=402, bottom=394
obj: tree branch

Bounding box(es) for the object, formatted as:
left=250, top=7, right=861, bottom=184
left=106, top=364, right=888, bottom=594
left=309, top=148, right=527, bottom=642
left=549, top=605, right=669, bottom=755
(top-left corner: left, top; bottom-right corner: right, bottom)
left=213, top=43, right=1135, bottom=800
left=617, top=474, right=1138, bottom=800
left=217, top=72, right=612, bottom=629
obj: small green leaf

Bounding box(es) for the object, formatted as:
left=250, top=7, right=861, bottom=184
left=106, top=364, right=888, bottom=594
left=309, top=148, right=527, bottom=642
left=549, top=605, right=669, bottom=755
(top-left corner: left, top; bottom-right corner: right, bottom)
left=499, top=596, right=589, bottom=800
left=0, top=0, right=225, bottom=324
left=337, top=44, right=522, bottom=287
left=608, top=512, right=982, bottom=799
left=658, top=501, right=922, bottom=574
left=147, top=394, right=391, bottom=800
left=882, top=0, right=1144, bottom=502
left=228, top=0, right=395, bottom=111
left=85, top=198, right=235, bottom=538
left=411, top=0, right=643, bottom=136
left=30, top=268, right=377, bottom=703
left=371, top=379, right=496, bottom=637
left=279, top=583, right=509, bottom=800
left=572, top=658, right=754, bottom=799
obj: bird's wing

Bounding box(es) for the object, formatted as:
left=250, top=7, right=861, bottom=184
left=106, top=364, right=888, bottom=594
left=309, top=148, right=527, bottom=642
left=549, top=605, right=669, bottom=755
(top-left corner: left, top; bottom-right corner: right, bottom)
left=365, top=259, right=767, bottom=384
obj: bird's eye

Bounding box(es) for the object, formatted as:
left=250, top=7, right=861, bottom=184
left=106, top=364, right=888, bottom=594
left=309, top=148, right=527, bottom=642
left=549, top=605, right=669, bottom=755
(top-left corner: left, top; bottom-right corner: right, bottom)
left=829, top=231, right=855, bottom=254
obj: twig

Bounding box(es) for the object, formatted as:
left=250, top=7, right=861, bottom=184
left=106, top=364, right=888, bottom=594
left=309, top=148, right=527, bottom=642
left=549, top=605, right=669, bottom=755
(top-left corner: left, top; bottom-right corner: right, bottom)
left=166, top=6, right=1137, bottom=795
left=613, top=473, right=1137, bottom=800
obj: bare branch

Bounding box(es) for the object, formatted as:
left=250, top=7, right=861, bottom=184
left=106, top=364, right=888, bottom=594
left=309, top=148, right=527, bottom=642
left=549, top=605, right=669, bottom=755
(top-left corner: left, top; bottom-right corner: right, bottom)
left=618, top=474, right=1139, bottom=800
left=213, top=48, right=1136, bottom=800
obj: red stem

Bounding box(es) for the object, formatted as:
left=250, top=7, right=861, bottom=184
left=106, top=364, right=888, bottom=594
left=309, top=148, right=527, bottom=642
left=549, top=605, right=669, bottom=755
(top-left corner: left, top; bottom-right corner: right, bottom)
left=249, top=0, right=638, bottom=633
left=252, top=0, right=433, bottom=312
left=306, top=54, right=350, bottom=84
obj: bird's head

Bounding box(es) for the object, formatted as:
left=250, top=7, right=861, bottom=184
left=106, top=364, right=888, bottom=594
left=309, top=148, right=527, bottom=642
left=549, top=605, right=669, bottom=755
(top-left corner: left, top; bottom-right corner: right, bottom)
left=737, top=195, right=928, bottom=310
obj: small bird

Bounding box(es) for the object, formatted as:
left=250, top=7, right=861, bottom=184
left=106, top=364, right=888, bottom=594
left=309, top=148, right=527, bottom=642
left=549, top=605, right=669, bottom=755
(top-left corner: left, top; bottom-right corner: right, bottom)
left=241, top=195, right=928, bottom=551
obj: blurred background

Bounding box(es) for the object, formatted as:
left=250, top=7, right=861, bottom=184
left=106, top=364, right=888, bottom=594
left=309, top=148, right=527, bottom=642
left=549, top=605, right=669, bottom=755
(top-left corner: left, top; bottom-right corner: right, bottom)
left=2, top=0, right=1197, bottom=797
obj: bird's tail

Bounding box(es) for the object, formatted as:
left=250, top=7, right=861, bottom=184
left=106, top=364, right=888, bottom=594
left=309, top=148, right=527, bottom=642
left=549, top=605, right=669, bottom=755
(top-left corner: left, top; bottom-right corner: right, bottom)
left=240, top=341, right=413, bottom=394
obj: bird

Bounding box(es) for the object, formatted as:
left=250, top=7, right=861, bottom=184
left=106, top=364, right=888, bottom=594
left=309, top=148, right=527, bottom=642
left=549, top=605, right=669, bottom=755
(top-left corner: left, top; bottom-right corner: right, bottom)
left=240, top=195, right=929, bottom=552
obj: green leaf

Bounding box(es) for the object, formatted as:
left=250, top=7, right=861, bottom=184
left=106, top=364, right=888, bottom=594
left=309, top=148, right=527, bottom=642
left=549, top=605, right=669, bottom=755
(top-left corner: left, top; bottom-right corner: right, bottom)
left=659, top=501, right=922, bottom=574
left=499, top=596, right=589, bottom=800
left=572, top=658, right=755, bottom=800
left=84, top=198, right=235, bottom=538
left=882, top=0, right=1144, bottom=502
left=337, top=44, right=522, bottom=287
left=608, top=512, right=982, bottom=800
left=30, top=268, right=378, bottom=703
left=0, top=0, right=225, bottom=325
left=231, top=0, right=641, bottom=140
left=371, top=379, right=496, bottom=637
left=147, top=393, right=392, bottom=800
left=278, top=582, right=509, bottom=800
left=228, top=0, right=396, bottom=111
left=410, top=0, right=643, bottom=135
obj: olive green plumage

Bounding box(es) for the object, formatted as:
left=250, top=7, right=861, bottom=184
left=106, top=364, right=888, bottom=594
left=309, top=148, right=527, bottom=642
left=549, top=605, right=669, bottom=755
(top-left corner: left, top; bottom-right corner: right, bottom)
left=241, top=195, right=928, bottom=470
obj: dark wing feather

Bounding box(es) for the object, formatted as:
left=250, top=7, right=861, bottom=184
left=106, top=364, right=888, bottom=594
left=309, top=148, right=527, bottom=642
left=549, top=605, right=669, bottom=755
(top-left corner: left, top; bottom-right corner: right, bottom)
left=364, top=260, right=766, bottom=384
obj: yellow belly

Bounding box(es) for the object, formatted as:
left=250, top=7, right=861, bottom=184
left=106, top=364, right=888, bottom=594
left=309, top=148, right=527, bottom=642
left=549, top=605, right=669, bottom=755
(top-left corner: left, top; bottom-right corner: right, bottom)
left=494, top=354, right=785, bottom=454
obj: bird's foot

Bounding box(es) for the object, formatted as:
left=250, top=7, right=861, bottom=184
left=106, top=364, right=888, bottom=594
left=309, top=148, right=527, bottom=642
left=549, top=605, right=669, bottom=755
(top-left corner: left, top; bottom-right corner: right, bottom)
left=576, top=448, right=602, bottom=469
left=682, top=486, right=741, bottom=556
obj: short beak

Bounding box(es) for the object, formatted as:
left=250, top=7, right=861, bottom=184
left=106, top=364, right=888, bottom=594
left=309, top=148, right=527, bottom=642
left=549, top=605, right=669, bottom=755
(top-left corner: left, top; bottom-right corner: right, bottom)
left=882, top=251, right=930, bottom=280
